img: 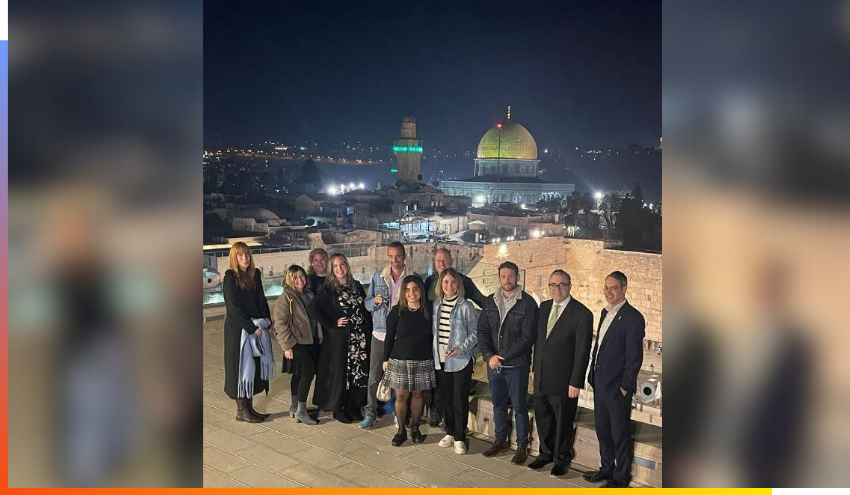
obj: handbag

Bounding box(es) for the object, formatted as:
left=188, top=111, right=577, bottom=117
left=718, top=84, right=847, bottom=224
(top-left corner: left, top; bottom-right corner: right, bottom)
left=376, top=374, right=392, bottom=402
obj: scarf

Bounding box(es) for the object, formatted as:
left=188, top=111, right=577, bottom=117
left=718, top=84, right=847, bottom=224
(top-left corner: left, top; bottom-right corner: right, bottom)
left=237, top=317, right=275, bottom=398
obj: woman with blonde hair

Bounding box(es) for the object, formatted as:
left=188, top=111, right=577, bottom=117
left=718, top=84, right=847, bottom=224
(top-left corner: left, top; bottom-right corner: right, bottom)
left=307, top=253, right=371, bottom=423
left=273, top=265, right=322, bottom=425
left=223, top=242, right=273, bottom=423
left=432, top=268, right=479, bottom=454
left=306, top=248, right=329, bottom=294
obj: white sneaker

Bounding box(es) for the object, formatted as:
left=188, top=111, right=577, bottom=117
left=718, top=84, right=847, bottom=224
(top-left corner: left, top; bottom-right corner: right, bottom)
left=454, top=440, right=467, bottom=454
left=438, top=435, right=454, bottom=448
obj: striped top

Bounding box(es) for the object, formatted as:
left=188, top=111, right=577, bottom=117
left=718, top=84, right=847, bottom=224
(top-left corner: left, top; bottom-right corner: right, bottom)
left=438, top=296, right=458, bottom=362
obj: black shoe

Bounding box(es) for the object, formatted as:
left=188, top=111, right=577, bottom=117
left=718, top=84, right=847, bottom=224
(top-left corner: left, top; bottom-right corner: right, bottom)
left=582, top=470, right=613, bottom=483
left=550, top=463, right=568, bottom=476
left=528, top=457, right=552, bottom=470
left=346, top=407, right=364, bottom=422
left=392, top=429, right=408, bottom=447
left=235, top=399, right=263, bottom=423
left=601, top=479, right=629, bottom=488
left=482, top=440, right=508, bottom=457
left=333, top=409, right=352, bottom=424
left=411, top=429, right=425, bottom=444
left=248, top=398, right=270, bottom=420
left=428, top=412, right=442, bottom=427
left=511, top=446, right=528, bottom=465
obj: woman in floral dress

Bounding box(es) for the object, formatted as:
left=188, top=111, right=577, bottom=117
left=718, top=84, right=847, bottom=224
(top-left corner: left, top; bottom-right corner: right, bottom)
left=307, top=253, right=371, bottom=423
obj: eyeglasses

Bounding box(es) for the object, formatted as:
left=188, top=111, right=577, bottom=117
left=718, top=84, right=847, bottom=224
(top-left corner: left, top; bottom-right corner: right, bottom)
left=602, top=286, right=621, bottom=292
left=548, top=283, right=571, bottom=289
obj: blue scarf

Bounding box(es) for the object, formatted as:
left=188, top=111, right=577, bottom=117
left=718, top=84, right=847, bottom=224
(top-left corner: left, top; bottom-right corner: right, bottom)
left=237, top=318, right=275, bottom=398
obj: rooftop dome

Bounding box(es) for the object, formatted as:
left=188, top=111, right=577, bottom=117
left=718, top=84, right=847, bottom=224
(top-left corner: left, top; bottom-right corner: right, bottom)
left=476, top=121, right=538, bottom=160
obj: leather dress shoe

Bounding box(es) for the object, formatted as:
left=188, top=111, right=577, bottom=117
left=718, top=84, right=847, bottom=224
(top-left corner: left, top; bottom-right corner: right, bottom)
left=583, top=470, right=613, bottom=483
left=482, top=440, right=508, bottom=457
left=527, top=457, right=552, bottom=470
left=550, top=463, right=568, bottom=476
left=601, top=479, right=629, bottom=488
left=248, top=398, right=270, bottom=420
left=511, top=445, right=528, bottom=465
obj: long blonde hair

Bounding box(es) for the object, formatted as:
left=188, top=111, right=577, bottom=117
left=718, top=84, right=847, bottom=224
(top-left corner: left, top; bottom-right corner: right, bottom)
left=326, top=253, right=356, bottom=290
left=435, top=267, right=465, bottom=299
left=228, top=241, right=256, bottom=290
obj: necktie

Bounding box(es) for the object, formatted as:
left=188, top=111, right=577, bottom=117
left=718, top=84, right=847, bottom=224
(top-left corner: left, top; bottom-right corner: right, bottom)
left=546, top=304, right=559, bottom=337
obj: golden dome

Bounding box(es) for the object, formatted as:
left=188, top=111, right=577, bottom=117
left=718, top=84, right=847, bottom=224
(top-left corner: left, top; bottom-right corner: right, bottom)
left=476, top=122, right=538, bottom=160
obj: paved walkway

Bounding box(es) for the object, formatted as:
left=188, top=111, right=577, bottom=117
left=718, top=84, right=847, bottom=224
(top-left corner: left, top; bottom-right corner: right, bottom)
left=203, top=320, right=600, bottom=488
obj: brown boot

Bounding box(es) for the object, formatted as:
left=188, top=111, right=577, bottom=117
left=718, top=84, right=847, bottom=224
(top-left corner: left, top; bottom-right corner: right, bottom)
left=236, top=399, right=263, bottom=423
left=482, top=440, right=508, bottom=457
left=248, top=397, right=270, bottom=419
left=511, top=445, right=528, bottom=465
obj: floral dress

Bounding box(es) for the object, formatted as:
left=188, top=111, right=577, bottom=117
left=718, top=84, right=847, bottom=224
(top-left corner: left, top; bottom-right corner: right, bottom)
left=338, top=284, right=369, bottom=388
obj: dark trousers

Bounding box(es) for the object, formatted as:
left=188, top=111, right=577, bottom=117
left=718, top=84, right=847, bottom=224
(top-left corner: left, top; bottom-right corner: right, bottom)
left=487, top=365, right=530, bottom=447
left=593, top=392, right=635, bottom=484
left=289, top=344, right=319, bottom=402
left=435, top=359, right=473, bottom=441
left=533, top=391, right=579, bottom=465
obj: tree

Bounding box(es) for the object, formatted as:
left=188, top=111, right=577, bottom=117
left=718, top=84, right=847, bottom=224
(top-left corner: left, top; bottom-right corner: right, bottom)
left=297, top=159, right=322, bottom=191
left=564, top=191, right=593, bottom=236
left=599, top=191, right=622, bottom=232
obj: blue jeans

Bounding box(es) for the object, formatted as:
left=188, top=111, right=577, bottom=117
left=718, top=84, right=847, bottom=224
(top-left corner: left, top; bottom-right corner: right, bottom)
left=487, top=365, right=530, bottom=447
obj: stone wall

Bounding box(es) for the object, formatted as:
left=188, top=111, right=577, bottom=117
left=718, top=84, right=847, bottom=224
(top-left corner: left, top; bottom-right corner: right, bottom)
left=466, top=237, right=662, bottom=344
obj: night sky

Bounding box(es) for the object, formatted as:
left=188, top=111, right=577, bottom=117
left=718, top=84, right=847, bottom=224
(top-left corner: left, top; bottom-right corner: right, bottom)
left=204, top=0, right=661, bottom=152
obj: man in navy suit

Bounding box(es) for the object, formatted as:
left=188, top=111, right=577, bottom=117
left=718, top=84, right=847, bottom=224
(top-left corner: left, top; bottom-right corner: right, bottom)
left=528, top=270, right=593, bottom=476
left=583, top=271, right=645, bottom=488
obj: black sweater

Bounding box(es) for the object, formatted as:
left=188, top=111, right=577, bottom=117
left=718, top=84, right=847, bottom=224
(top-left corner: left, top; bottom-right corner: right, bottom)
left=384, top=306, right=433, bottom=361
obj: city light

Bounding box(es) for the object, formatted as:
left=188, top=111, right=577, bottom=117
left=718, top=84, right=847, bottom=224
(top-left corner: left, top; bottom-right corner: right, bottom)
left=475, top=195, right=485, bottom=203
left=498, top=243, right=508, bottom=257
left=359, top=182, right=365, bottom=189
left=594, top=191, right=603, bottom=199
left=328, top=186, right=337, bottom=195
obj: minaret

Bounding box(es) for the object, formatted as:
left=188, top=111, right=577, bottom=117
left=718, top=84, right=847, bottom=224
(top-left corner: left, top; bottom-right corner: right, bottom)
left=393, top=116, right=423, bottom=187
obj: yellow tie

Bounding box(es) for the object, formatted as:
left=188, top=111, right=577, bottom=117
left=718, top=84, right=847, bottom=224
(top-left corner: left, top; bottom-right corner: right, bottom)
left=546, top=304, right=559, bottom=337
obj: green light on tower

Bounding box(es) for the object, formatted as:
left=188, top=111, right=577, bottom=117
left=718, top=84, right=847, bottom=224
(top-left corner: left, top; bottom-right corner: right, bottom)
left=392, top=146, right=423, bottom=153
left=390, top=168, right=398, bottom=173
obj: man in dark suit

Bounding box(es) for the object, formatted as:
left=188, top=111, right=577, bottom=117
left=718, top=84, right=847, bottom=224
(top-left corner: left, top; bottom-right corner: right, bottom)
left=583, top=271, right=645, bottom=488
left=528, top=270, right=593, bottom=476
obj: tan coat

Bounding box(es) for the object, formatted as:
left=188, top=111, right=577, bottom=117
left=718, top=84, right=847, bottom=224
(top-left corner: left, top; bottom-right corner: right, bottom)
left=273, top=286, right=322, bottom=351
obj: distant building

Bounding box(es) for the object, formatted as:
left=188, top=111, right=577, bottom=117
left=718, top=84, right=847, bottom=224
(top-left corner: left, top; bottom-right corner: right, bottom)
left=394, top=116, right=423, bottom=186
left=441, top=107, right=575, bottom=204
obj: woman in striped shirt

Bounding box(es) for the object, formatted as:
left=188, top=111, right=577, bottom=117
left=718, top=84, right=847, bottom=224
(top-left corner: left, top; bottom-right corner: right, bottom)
left=432, top=268, right=480, bottom=454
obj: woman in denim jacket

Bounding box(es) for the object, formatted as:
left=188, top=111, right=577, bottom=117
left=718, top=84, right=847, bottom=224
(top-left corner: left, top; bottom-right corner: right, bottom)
left=431, top=268, right=479, bottom=454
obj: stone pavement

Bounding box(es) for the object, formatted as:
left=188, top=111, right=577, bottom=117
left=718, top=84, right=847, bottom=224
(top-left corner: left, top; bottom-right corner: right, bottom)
left=203, top=319, right=602, bottom=488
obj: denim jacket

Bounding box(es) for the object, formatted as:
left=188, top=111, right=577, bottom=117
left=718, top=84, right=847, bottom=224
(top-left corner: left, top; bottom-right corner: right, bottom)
left=432, top=297, right=479, bottom=372
left=364, top=265, right=422, bottom=336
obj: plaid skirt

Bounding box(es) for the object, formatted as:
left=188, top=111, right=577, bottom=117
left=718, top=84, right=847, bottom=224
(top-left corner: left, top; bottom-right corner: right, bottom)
left=384, top=358, right=436, bottom=391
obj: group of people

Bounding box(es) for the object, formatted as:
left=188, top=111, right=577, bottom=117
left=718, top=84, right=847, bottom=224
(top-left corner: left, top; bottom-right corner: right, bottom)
left=222, top=241, right=645, bottom=488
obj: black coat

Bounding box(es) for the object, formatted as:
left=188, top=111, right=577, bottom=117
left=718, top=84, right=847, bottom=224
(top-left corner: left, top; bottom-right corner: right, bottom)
left=223, top=268, right=271, bottom=399
left=587, top=301, right=645, bottom=398
left=424, top=271, right=488, bottom=309
left=307, top=281, right=371, bottom=410
left=476, top=290, right=539, bottom=368
left=533, top=298, right=593, bottom=396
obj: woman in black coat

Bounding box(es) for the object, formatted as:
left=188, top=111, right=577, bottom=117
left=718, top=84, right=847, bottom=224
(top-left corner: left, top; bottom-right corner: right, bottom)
left=307, top=253, right=371, bottom=423
left=223, top=242, right=271, bottom=423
